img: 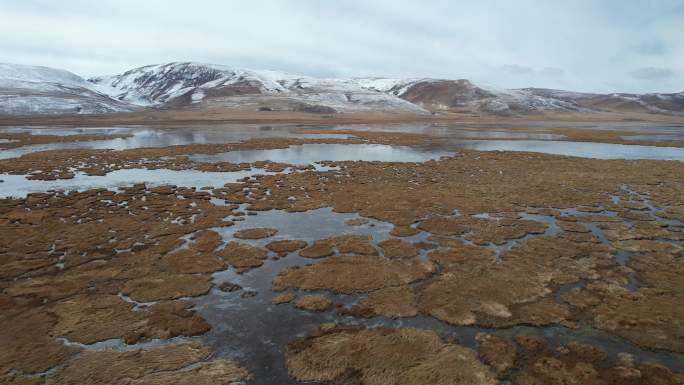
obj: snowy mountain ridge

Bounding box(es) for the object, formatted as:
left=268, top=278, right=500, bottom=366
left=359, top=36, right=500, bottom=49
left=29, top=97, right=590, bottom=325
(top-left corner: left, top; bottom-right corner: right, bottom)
left=0, top=63, right=87, bottom=87
left=87, top=62, right=428, bottom=113
left=0, top=63, right=136, bottom=115
left=1, top=61, right=683, bottom=116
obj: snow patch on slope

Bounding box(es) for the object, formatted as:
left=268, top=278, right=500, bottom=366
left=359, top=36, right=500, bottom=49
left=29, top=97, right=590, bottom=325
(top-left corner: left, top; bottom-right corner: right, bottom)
left=0, top=63, right=136, bottom=115
left=0, top=63, right=87, bottom=87
left=89, top=62, right=296, bottom=106
left=89, top=62, right=430, bottom=113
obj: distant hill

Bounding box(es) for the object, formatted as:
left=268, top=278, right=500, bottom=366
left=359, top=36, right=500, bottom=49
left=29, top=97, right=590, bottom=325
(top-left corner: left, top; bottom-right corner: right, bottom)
left=1, top=61, right=682, bottom=116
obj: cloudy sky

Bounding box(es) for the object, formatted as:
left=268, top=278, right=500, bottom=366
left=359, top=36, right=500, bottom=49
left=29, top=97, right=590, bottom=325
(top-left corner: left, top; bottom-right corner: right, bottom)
left=2, top=0, right=682, bottom=93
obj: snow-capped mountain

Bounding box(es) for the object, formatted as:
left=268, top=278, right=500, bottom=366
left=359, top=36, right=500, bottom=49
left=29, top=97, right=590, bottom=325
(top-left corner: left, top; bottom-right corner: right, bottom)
left=0, top=63, right=136, bottom=115
left=88, top=62, right=292, bottom=106
left=88, top=62, right=428, bottom=113
left=522, top=88, right=684, bottom=115
left=1, top=62, right=682, bottom=116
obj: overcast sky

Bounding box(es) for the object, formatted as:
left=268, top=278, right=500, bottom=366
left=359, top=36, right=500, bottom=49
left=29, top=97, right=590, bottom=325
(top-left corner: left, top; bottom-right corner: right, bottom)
left=1, top=0, right=683, bottom=93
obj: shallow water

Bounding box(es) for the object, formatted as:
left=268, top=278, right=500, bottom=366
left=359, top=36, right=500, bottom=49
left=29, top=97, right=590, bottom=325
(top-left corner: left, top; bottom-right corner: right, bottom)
left=0, top=168, right=277, bottom=198
left=3, top=123, right=684, bottom=383
left=192, top=206, right=684, bottom=385
left=190, top=143, right=452, bottom=165
left=0, top=125, right=351, bottom=159
left=0, top=126, right=138, bottom=136
left=3, top=123, right=684, bottom=162
left=622, top=134, right=684, bottom=142
left=454, top=140, right=684, bottom=161
left=197, top=208, right=398, bottom=384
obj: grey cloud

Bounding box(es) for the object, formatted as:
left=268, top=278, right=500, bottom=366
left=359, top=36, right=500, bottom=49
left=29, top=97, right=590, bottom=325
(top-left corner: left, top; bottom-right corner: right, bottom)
left=630, top=67, right=674, bottom=80
left=0, top=0, right=682, bottom=93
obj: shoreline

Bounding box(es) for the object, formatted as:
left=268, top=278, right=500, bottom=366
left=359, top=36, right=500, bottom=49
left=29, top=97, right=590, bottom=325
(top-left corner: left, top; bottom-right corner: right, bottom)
left=1, top=108, right=683, bottom=128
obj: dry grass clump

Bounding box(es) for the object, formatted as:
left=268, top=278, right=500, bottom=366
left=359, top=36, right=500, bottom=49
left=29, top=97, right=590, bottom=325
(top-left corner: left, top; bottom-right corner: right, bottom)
left=286, top=325, right=497, bottom=385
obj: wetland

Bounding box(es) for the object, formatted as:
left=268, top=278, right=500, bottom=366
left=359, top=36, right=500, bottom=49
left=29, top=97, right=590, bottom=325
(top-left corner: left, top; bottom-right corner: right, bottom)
left=1, top=122, right=683, bottom=385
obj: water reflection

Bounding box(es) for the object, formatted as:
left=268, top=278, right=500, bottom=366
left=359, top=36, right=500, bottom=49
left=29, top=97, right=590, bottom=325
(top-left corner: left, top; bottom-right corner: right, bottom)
left=622, top=134, right=684, bottom=142
left=0, top=168, right=276, bottom=198
left=455, top=140, right=684, bottom=161
left=0, top=126, right=351, bottom=159
left=2, top=123, right=684, bottom=162
left=190, top=143, right=451, bottom=165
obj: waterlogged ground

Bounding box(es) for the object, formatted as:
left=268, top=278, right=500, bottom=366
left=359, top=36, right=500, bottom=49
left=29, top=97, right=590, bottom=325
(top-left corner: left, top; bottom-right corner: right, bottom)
left=1, top=122, right=684, bottom=384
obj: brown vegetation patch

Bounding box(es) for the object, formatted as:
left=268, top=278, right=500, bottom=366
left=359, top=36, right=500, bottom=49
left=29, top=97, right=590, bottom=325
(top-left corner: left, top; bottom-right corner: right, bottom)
left=344, top=218, right=369, bottom=226
left=233, top=227, right=278, bottom=239
left=558, top=220, right=591, bottom=233
left=121, top=274, right=213, bottom=302
left=265, top=239, right=308, bottom=253
left=2, top=130, right=684, bottom=375
left=427, top=240, right=496, bottom=269
left=272, top=292, right=296, bottom=304
left=359, top=285, right=418, bottom=318
left=417, top=216, right=547, bottom=244
left=629, top=253, right=684, bottom=293
left=286, top=325, right=497, bottom=385
left=218, top=281, right=242, bottom=292
left=613, top=239, right=683, bottom=254
left=294, top=295, right=333, bottom=312
left=0, top=308, right=80, bottom=375
left=465, top=218, right=548, bottom=245
left=299, top=240, right=335, bottom=258
left=390, top=225, right=419, bottom=237
left=0, top=132, right=132, bottom=150
left=0, top=184, right=241, bottom=375
left=563, top=282, right=684, bottom=353
left=298, top=234, right=377, bottom=258
left=161, top=230, right=225, bottom=274
left=46, top=342, right=250, bottom=384
left=227, top=149, right=684, bottom=234
left=419, top=234, right=620, bottom=327
left=0, top=134, right=418, bottom=181
left=378, top=238, right=418, bottom=258
left=329, top=234, right=377, bottom=255
left=600, top=221, right=675, bottom=242
left=218, top=241, right=269, bottom=272
left=419, top=267, right=551, bottom=325
left=48, top=294, right=208, bottom=344
left=511, top=337, right=684, bottom=385
left=273, top=255, right=435, bottom=294
left=476, top=333, right=516, bottom=377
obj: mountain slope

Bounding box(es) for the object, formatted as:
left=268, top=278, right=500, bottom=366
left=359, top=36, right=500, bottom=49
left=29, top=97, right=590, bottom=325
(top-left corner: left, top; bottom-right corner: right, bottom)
left=1, top=62, right=682, bottom=117
left=0, top=63, right=136, bottom=115
left=523, top=88, right=684, bottom=115
left=88, top=62, right=427, bottom=114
